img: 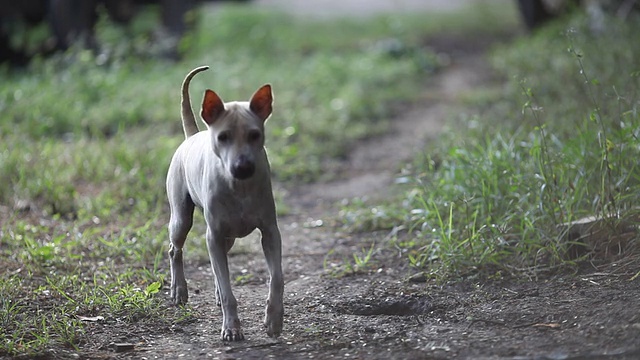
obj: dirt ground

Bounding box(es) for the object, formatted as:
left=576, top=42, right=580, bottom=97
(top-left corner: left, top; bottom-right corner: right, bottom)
left=71, top=2, right=640, bottom=359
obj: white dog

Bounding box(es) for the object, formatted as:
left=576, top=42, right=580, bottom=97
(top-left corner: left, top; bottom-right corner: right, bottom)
left=166, top=66, right=283, bottom=341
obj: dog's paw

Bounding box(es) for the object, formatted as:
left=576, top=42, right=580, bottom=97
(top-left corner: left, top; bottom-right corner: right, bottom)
left=264, top=302, right=284, bottom=338
left=170, top=286, right=188, bottom=305
left=221, top=327, right=244, bottom=341
left=264, top=320, right=282, bottom=338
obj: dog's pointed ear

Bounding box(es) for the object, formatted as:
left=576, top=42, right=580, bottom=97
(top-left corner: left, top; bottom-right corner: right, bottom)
left=249, top=84, right=273, bottom=122
left=201, top=89, right=225, bottom=126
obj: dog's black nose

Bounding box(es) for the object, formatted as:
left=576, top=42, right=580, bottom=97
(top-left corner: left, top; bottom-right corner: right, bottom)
left=231, top=158, right=255, bottom=180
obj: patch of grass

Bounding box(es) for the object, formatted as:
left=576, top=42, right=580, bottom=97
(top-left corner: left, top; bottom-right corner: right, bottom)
left=0, top=219, right=179, bottom=357
left=346, top=12, right=640, bottom=279
left=0, top=7, right=441, bottom=184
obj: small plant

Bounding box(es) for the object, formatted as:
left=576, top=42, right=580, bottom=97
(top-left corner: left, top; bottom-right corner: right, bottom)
left=353, top=243, right=377, bottom=270
left=323, top=243, right=378, bottom=278
left=144, top=281, right=162, bottom=297
left=234, top=272, right=254, bottom=285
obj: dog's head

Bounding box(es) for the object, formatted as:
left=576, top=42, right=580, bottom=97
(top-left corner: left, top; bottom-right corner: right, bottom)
left=200, top=85, right=273, bottom=180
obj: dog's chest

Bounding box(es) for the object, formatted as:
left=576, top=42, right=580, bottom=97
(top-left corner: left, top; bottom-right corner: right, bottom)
left=214, top=194, right=262, bottom=238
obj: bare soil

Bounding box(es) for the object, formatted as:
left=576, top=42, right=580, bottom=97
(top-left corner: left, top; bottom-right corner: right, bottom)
left=67, top=27, right=640, bottom=360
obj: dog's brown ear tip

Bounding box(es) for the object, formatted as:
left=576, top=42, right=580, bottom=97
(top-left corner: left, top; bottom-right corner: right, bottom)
left=265, top=85, right=275, bottom=102
left=201, top=89, right=225, bottom=125
left=259, top=84, right=273, bottom=98
left=203, top=89, right=224, bottom=105
left=250, top=85, right=274, bottom=121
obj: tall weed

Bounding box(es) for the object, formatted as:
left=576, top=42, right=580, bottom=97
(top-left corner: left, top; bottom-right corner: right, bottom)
left=351, top=12, right=640, bottom=278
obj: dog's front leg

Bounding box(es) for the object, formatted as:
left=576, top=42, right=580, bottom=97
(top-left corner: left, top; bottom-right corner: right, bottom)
left=261, top=223, right=284, bottom=338
left=206, top=227, right=244, bottom=341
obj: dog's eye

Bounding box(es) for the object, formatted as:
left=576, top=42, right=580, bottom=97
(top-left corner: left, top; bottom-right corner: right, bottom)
left=217, top=132, right=231, bottom=143
left=248, top=130, right=261, bottom=142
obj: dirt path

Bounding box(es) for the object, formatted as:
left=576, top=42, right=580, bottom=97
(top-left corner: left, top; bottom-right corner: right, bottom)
left=129, top=3, right=640, bottom=360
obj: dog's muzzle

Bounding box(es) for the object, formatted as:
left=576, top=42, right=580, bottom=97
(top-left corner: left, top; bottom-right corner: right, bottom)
left=231, top=156, right=255, bottom=180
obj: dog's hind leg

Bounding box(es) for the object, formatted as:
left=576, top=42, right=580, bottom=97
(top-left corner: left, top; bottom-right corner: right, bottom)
left=168, top=193, right=195, bottom=305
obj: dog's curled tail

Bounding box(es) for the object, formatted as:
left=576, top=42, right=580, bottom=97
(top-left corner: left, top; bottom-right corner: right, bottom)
left=181, top=65, right=210, bottom=138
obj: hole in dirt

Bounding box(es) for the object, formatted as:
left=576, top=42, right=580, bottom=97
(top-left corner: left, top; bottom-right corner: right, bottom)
left=335, top=296, right=433, bottom=316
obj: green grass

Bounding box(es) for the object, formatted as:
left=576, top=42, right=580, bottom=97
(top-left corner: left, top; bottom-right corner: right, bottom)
left=0, top=6, right=443, bottom=183
left=343, top=11, right=640, bottom=279
left=0, top=219, right=175, bottom=356
left=0, top=2, right=517, bottom=357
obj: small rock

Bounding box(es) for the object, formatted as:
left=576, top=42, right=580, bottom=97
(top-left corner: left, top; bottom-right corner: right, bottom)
left=110, top=343, right=135, bottom=353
